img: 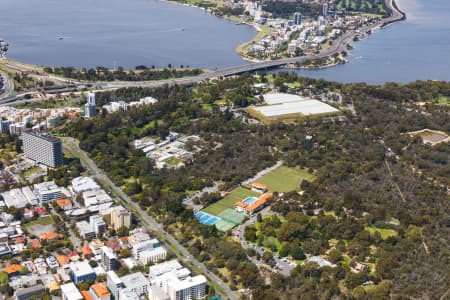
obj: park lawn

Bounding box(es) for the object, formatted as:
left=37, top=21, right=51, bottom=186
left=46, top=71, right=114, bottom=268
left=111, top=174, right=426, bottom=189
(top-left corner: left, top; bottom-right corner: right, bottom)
left=436, top=96, right=450, bottom=106
left=365, top=226, right=397, bottom=239
left=214, top=99, right=227, bottom=105
left=203, top=186, right=258, bottom=216
left=21, top=166, right=42, bottom=178
left=25, top=216, right=55, bottom=228
left=165, top=156, right=183, bottom=166
left=257, top=165, right=315, bottom=193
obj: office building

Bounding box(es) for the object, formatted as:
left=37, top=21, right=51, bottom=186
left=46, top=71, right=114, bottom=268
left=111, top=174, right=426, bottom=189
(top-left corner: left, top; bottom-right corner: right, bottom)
left=14, top=284, right=45, bottom=300
left=111, top=206, right=131, bottom=230
left=85, top=92, right=97, bottom=119
left=70, top=261, right=97, bottom=284
left=22, top=132, right=63, bottom=168
left=101, top=246, right=119, bottom=271
left=294, top=12, right=302, bottom=25
left=33, top=181, right=62, bottom=202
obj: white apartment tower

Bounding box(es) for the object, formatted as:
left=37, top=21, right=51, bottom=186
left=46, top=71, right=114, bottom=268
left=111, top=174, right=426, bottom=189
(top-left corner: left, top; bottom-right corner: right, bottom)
left=85, top=92, right=97, bottom=119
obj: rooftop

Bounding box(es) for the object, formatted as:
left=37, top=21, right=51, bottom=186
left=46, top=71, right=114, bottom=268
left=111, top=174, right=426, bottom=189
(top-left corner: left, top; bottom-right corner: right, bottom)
left=56, top=198, right=72, bottom=207
left=1, top=188, right=28, bottom=208
left=22, top=132, right=60, bottom=143
left=72, top=177, right=100, bottom=194
left=121, top=272, right=149, bottom=289
left=70, top=261, right=95, bottom=277
left=40, top=232, right=58, bottom=240
left=149, top=259, right=183, bottom=277
left=4, top=264, right=21, bottom=274
left=91, top=282, right=111, bottom=298
left=61, top=282, right=83, bottom=300
left=34, top=181, right=60, bottom=193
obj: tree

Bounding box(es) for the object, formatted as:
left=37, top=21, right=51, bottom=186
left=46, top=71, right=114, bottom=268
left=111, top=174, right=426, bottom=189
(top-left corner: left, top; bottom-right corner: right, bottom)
left=19, top=266, right=28, bottom=275
left=256, top=213, right=263, bottom=223
left=120, top=248, right=132, bottom=258
left=262, top=251, right=273, bottom=262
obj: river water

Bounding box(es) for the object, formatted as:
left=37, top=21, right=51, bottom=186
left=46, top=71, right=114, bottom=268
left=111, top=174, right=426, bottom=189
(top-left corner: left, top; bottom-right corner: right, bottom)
left=0, top=0, right=448, bottom=83
left=290, top=0, right=450, bottom=84
left=0, top=0, right=255, bottom=69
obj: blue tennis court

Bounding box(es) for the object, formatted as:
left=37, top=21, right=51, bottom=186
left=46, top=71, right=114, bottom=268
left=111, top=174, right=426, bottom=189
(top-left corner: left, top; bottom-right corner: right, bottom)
left=195, top=211, right=221, bottom=226
left=243, top=197, right=259, bottom=205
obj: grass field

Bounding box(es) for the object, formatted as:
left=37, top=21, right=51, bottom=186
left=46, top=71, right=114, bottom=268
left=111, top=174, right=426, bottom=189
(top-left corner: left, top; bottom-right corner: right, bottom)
left=202, top=187, right=259, bottom=216
left=25, top=216, right=55, bottom=228
left=257, top=166, right=315, bottom=193
left=365, top=226, right=397, bottom=239
left=436, top=96, right=450, bottom=106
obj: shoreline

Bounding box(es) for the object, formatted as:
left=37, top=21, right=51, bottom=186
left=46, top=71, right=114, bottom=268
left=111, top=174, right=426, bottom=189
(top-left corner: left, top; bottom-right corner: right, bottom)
left=1, top=0, right=405, bottom=75
left=162, top=0, right=406, bottom=69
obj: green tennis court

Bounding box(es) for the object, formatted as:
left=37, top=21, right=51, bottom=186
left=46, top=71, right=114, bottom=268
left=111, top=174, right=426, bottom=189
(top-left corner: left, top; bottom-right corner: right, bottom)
left=218, top=209, right=246, bottom=225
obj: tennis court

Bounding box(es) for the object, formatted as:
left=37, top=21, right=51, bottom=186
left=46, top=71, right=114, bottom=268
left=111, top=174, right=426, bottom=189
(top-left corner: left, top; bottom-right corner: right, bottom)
left=195, top=211, right=221, bottom=226
left=215, top=219, right=237, bottom=232
left=218, top=209, right=246, bottom=225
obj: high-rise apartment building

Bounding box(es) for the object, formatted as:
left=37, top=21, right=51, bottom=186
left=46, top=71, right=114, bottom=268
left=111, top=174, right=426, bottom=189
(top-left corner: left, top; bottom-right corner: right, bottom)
left=22, top=132, right=63, bottom=168
left=85, top=92, right=97, bottom=119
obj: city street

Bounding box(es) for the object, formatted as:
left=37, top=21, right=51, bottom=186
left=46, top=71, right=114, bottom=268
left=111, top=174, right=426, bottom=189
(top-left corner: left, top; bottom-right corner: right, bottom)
left=62, top=138, right=239, bottom=300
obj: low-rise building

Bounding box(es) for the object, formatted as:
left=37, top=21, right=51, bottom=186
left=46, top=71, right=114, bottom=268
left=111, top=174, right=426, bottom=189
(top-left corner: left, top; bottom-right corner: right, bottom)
left=56, top=198, right=73, bottom=210
left=121, top=272, right=149, bottom=298
left=2, top=188, right=28, bottom=208
left=148, top=260, right=206, bottom=300
left=76, top=221, right=96, bottom=240
left=14, top=284, right=45, bottom=300
left=89, top=282, right=111, bottom=300
left=83, top=189, right=112, bottom=207
left=139, top=247, right=167, bottom=265
left=61, top=282, right=83, bottom=300
left=72, top=176, right=100, bottom=195
left=69, top=261, right=96, bottom=284
left=33, top=181, right=62, bottom=202
left=40, top=232, right=58, bottom=242
left=21, top=186, right=38, bottom=205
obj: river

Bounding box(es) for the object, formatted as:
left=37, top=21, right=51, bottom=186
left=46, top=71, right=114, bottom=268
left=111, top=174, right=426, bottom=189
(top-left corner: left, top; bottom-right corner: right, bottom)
left=289, top=0, right=450, bottom=84
left=0, top=0, right=448, bottom=83
left=0, top=0, right=255, bottom=69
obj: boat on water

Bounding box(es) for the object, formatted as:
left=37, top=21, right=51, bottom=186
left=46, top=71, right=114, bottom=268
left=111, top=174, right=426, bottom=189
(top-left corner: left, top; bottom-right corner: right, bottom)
left=59, top=37, right=65, bottom=40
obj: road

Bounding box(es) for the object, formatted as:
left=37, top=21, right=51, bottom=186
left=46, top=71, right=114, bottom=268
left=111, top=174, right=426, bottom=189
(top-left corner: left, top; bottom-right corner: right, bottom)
left=0, top=70, right=14, bottom=97
left=62, top=138, right=239, bottom=300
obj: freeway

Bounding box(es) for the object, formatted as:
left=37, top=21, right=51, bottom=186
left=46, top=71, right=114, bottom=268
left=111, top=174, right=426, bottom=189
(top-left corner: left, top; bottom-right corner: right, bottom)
left=62, top=138, right=239, bottom=300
